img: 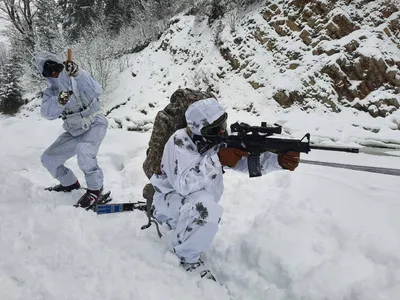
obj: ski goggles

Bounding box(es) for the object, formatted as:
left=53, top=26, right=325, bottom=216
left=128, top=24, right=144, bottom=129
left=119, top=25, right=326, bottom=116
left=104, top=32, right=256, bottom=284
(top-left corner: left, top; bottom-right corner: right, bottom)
left=42, top=60, right=64, bottom=78
left=201, top=113, right=228, bottom=137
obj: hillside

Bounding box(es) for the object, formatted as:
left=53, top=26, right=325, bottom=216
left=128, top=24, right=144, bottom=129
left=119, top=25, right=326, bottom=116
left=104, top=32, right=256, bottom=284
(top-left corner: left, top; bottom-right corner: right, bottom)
left=101, top=0, right=400, bottom=148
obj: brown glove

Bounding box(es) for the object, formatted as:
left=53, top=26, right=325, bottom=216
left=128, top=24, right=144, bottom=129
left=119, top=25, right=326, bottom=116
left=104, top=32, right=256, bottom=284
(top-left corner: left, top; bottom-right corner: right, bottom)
left=218, top=148, right=248, bottom=167
left=278, top=151, right=300, bottom=171
left=63, top=61, right=79, bottom=77
left=58, top=90, right=73, bottom=105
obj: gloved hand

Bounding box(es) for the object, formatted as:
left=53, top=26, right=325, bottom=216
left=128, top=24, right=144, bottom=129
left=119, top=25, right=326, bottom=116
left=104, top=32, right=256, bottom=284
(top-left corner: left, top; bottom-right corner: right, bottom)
left=278, top=151, right=300, bottom=171
left=218, top=148, right=248, bottom=167
left=58, top=91, right=73, bottom=105
left=64, top=61, right=79, bottom=77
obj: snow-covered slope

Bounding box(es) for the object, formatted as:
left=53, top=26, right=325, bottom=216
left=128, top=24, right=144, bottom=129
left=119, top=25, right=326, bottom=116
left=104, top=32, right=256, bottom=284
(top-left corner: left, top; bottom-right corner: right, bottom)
left=2, top=103, right=400, bottom=300
left=103, top=1, right=400, bottom=148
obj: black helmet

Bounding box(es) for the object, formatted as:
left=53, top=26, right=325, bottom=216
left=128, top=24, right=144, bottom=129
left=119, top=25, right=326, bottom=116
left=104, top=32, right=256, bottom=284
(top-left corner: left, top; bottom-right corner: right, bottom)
left=42, top=60, right=64, bottom=78
left=200, top=113, right=228, bottom=137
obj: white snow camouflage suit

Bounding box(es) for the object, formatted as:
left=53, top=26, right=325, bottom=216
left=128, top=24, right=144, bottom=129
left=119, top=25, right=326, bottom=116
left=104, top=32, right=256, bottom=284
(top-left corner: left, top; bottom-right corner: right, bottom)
left=150, top=98, right=282, bottom=263
left=35, top=51, right=108, bottom=190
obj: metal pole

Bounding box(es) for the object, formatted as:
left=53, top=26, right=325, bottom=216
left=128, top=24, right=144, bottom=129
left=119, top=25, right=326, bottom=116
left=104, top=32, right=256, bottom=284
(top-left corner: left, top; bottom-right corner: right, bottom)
left=301, top=159, right=400, bottom=176
left=310, top=145, right=359, bottom=153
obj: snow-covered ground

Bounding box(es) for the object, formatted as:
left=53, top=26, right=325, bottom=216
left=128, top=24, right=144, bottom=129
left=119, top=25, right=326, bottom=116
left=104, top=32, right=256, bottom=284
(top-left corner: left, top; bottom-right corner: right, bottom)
left=1, top=108, right=400, bottom=300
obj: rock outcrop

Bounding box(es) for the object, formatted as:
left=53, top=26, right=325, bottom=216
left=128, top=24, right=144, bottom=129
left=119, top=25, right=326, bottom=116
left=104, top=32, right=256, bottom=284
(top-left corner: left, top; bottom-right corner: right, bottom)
left=263, top=0, right=400, bottom=117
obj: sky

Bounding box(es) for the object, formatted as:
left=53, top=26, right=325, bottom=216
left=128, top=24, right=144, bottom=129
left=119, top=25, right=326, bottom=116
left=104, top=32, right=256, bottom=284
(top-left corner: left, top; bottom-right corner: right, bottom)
left=1, top=3, right=400, bottom=300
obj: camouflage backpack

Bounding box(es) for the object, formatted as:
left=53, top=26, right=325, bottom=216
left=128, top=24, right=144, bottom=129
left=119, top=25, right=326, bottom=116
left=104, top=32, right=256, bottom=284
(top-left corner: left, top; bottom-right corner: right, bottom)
left=142, top=88, right=216, bottom=179
left=141, top=88, right=215, bottom=237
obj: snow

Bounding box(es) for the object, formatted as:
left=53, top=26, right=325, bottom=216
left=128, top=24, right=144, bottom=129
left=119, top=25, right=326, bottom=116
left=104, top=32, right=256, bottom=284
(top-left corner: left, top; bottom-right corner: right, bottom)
left=1, top=104, right=400, bottom=300
left=1, top=3, right=400, bottom=300
left=98, top=11, right=400, bottom=149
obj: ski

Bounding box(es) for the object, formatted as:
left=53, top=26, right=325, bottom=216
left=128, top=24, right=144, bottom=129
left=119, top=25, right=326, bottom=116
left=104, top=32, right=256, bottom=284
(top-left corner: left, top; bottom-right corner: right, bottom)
left=95, top=201, right=147, bottom=214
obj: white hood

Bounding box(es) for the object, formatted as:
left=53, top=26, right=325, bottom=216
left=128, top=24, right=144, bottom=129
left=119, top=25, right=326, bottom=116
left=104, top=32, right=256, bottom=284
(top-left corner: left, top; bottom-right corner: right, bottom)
left=185, top=98, right=225, bottom=136
left=34, top=51, right=63, bottom=75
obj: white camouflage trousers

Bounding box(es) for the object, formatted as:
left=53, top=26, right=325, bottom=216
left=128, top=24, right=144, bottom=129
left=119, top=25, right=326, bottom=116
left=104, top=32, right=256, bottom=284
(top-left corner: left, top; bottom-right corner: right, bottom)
left=41, top=116, right=108, bottom=190
left=153, top=189, right=223, bottom=263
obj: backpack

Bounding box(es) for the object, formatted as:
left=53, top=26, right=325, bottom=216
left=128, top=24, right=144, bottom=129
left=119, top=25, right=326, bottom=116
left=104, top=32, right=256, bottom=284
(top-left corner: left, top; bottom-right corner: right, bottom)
left=142, top=88, right=216, bottom=179
left=141, top=88, right=215, bottom=237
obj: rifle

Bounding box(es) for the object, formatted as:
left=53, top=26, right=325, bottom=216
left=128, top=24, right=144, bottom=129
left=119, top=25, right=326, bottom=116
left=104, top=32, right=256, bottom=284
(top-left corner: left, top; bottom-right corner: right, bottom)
left=209, top=122, right=360, bottom=177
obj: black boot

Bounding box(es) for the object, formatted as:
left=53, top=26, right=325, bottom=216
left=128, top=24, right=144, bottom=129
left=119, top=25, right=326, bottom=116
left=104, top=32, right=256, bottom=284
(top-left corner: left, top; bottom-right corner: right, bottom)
left=76, top=189, right=101, bottom=208
left=45, top=180, right=80, bottom=192
left=182, top=258, right=216, bottom=281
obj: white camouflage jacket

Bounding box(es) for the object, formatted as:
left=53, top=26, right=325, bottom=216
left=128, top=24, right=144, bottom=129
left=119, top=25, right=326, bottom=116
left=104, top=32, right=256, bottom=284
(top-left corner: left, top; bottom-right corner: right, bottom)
left=150, top=98, right=282, bottom=203
left=35, top=51, right=103, bottom=136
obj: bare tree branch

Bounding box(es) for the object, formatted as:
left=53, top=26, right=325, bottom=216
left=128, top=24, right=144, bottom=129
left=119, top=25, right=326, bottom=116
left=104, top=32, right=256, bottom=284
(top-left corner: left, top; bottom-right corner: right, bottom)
left=0, top=0, right=36, bottom=50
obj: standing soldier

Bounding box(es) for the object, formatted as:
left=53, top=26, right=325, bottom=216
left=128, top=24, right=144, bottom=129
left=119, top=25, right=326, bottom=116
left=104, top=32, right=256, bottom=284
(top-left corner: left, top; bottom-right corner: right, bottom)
left=35, top=51, right=108, bottom=208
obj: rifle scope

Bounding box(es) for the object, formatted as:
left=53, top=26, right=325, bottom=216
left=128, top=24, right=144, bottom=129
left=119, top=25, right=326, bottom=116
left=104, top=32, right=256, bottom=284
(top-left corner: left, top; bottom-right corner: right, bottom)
left=230, top=122, right=282, bottom=136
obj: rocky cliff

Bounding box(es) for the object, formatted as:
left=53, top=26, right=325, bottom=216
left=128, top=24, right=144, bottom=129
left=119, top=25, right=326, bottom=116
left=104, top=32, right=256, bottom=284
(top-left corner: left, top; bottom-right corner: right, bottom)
left=222, top=0, right=399, bottom=117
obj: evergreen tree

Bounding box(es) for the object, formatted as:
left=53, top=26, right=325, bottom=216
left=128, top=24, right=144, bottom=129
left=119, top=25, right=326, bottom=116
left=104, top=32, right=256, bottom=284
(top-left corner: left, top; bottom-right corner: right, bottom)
left=152, top=0, right=173, bottom=19
left=35, top=0, right=65, bottom=53
left=0, top=56, right=23, bottom=115
left=104, top=0, right=124, bottom=35
left=59, top=0, right=99, bottom=41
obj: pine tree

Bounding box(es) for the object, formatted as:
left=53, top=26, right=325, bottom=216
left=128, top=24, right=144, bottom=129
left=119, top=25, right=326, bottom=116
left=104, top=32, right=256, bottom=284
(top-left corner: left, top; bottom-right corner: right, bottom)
left=59, top=0, right=99, bottom=41
left=0, top=57, right=23, bottom=115
left=152, top=0, right=173, bottom=19
left=35, top=0, right=65, bottom=53
left=104, top=0, right=124, bottom=35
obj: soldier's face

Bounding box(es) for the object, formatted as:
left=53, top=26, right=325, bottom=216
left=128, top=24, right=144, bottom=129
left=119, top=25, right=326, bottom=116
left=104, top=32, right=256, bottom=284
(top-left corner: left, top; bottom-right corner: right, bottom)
left=51, top=71, right=60, bottom=78
left=201, top=113, right=228, bottom=137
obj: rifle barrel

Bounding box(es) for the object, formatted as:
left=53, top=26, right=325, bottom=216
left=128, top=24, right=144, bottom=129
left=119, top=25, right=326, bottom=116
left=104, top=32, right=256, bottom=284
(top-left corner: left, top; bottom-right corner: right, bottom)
left=310, top=145, right=359, bottom=153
